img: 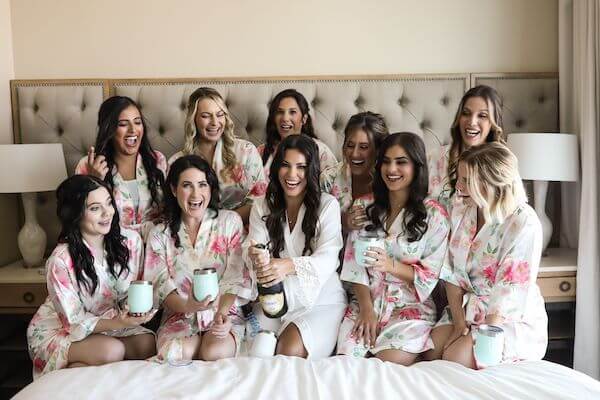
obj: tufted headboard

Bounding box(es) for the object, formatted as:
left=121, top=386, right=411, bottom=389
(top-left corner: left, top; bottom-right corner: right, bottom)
left=10, top=73, right=558, bottom=250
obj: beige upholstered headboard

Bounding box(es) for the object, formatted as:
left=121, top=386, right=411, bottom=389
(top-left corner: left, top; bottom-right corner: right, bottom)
left=9, top=73, right=558, bottom=253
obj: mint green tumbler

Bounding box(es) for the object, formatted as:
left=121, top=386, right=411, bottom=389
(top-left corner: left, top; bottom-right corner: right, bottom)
left=128, top=280, right=153, bottom=314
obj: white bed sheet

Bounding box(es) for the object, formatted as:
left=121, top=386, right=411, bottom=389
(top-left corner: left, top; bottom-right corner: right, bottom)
left=14, top=357, right=600, bottom=400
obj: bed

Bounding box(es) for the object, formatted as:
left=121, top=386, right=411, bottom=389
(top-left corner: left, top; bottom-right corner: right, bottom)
left=9, top=73, right=578, bottom=399
left=13, top=357, right=600, bottom=399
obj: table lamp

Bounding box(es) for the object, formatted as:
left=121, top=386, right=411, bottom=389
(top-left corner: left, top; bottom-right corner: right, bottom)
left=0, top=144, right=68, bottom=267
left=507, top=133, right=579, bottom=254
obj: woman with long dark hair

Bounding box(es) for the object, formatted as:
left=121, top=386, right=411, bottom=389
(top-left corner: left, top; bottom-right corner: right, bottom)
left=428, top=85, right=505, bottom=206
left=320, top=111, right=389, bottom=233
left=258, top=89, right=337, bottom=176
left=424, top=143, right=547, bottom=368
left=336, top=132, right=449, bottom=365
left=144, top=155, right=252, bottom=362
left=246, top=134, right=346, bottom=358
left=168, top=87, right=267, bottom=225
left=27, top=175, right=156, bottom=379
left=75, top=96, right=167, bottom=240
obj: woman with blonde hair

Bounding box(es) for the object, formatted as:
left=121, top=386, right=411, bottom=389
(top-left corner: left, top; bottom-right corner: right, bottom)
left=169, top=87, right=267, bottom=225
left=428, top=85, right=505, bottom=206
left=320, top=111, right=389, bottom=234
left=424, top=142, right=547, bottom=369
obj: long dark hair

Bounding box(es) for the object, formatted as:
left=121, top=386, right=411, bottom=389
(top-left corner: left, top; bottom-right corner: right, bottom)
left=448, top=85, right=505, bottom=192
left=265, top=135, right=321, bottom=257
left=56, top=175, right=130, bottom=294
left=164, top=155, right=220, bottom=248
left=94, top=96, right=166, bottom=210
left=262, top=89, right=316, bottom=164
left=367, top=132, right=429, bottom=242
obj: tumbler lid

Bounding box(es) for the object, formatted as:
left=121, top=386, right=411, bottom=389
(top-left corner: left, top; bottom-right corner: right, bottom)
left=258, top=329, right=277, bottom=337
left=130, top=280, right=152, bottom=285
left=478, top=324, right=504, bottom=337
left=194, top=268, right=217, bottom=275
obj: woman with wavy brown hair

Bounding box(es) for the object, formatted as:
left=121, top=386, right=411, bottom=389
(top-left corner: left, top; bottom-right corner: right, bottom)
left=245, top=134, right=346, bottom=359
left=169, top=87, right=267, bottom=225
left=320, top=111, right=389, bottom=234
left=428, top=85, right=505, bottom=207
left=258, top=89, right=337, bottom=176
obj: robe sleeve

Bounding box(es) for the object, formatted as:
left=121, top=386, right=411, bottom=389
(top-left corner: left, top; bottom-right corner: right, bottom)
left=46, top=256, right=101, bottom=341
left=487, top=212, right=543, bottom=321
left=218, top=212, right=253, bottom=301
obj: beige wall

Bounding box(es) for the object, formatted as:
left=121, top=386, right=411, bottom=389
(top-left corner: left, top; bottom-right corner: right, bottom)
left=1, top=0, right=19, bottom=264
left=10, top=0, right=558, bottom=79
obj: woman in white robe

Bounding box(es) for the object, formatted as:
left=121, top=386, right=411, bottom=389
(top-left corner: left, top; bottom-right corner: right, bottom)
left=246, top=134, right=347, bottom=358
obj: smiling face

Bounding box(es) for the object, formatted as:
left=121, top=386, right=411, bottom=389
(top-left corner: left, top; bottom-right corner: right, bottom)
left=278, top=149, right=308, bottom=200
left=459, top=96, right=494, bottom=148
left=380, top=144, right=414, bottom=193
left=79, top=187, right=115, bottom=240
left=172, top=167, right=212, bottom=220
left=195, top=98, right=226, bottom=143
left=112, top=105, right=144, bottom=156
left=274, top=97, right=308, bottom=139
left=344, top=129, right=375, bottom=177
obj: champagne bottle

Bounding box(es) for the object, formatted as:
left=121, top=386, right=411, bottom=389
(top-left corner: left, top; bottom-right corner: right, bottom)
left=254, top=243, right=288, bottom=318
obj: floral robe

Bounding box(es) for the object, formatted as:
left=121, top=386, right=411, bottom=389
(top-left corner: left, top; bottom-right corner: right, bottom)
left=169, top=138, right=267, bottom=211
left=437, top=199, right=548, bottom=363
left=27, top=229, right=149, bottom=379
left=427, top=144, right=452, bottom=208
left=319, top=162, right=374, bottom=214
left=258, top=138, right=337, bottom=179
left=75, top=151, right=167, bottom=240
left=143, top=210, right=252, bottom=361
left=337, top=200, right=450, bottom=357
left=243, top=194, right=347, bottom=358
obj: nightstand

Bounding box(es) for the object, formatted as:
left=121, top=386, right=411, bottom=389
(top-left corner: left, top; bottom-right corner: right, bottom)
left=537, top=248, right=577, bottom=368
left=0, top=260, right=47, bottom=398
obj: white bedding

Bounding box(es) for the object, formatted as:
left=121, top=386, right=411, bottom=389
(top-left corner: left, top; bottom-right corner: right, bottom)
left=14, top=357, right=600, bottom=400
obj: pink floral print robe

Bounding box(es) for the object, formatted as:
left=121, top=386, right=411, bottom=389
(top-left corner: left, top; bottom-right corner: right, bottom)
left=169, top=138, right=267, bottom=211
left=437, top=199, right=548, bottom=363
left=75, top=151, right=167, bottom=240
left=319, top=162, right=374, bottom=214
left=27, top=229, right=149, bottom=379
left=143, top=210, right=252, bottom=361
left=337, top=200, right=450, bottom=357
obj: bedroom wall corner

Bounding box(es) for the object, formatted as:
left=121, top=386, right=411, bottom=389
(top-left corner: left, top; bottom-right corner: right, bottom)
left=0, top=0, right=21, bottom=265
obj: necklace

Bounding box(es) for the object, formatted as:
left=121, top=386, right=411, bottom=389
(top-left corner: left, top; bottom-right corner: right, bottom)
left=286, top=212, right=297, bottom=231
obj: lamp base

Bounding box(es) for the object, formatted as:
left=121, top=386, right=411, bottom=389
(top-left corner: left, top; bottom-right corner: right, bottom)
left=18, top=192, right=47, bottom=268
left=533, top=180, right=552, bottom=256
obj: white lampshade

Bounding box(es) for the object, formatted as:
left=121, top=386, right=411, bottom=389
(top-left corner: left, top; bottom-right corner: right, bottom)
left=0, top=144, right=68, bottom=193
left=507, top=133, right=579, bottom=182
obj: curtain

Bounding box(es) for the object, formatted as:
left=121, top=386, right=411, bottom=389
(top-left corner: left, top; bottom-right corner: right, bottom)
left=560, top=0, right=600, bottom=380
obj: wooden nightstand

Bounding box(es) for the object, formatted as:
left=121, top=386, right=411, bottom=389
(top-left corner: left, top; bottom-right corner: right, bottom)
left=536, top=248, right=577, bottom=368
left=0, top=260, right=47, bottom=398
left=0, top=260, right=47, bottom=313
left=537, top=248, right=577, bottom=302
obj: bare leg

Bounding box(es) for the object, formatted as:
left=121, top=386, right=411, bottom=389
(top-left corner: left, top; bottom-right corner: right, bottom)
left=422, top=325, right=453, bottom=361
left=374, top=349, right=418, bottom=366
left=67, top=334, right=126, bottom=367
left=442, top=334, right=476, bottom=369
left=199, top=332, right=236, bottom=361
left=181, top=334, right=202, bottom=360
left=276, top=323, right=308, bottom=358
left=118, top=334, right=156, bottom=359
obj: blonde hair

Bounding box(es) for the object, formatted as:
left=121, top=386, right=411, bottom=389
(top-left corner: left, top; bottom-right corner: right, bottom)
left=459, top=142, right=527, bottom=223
left=448, top=85, right=506, bottom=192
left=183, top=87, right=237, bottom=181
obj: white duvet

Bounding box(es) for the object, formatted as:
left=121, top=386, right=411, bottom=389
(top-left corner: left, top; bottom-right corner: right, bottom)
left=14, top=357, right=600, bottom=400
